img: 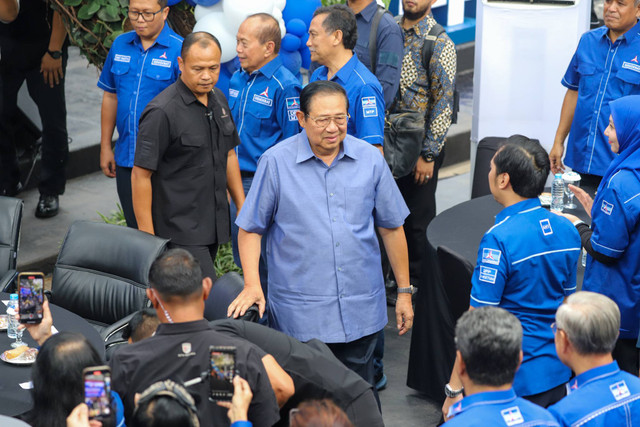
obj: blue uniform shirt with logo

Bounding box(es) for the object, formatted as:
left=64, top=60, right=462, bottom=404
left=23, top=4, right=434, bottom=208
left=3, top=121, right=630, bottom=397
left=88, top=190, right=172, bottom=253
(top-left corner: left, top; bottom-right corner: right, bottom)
left=444, top=388, right=560, bottom=427
left=235, top=130, right=408, bottom=343
left=470, top=198, right=581, bottom=396
left=548, top=361, right=640, bottom=426
left=561, top=20, right=640, bottom=176
left=310, top=55, right=385, bottom=145
left=583, top=170, right=640, bottom=339
left=97, top=24, right=183, bottom=168
left=228, top=56, right=301, bottom=173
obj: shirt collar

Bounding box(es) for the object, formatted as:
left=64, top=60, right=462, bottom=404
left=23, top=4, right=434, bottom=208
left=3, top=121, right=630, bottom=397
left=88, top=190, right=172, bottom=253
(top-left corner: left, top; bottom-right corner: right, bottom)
left=357, top=0, right=380, bottom=22
left=127, top=23, right=173, bottom=49
left=176, top=78, right=211, bottom=107
left=332, top=55, right=360, bottom=84
left=567, top=361, right=620, bottom=394
left=295, top=130, right=357, bottom=164
left=448, top=389, right=518, bottom=418
left=495, top=198, right=542, bottom=224
left=602, top=19, right=640, bottom=43
left=155, top=319, right=210, bottom=335
left=256, top=55, right=283, bottom=79
left=402, top=12, right=435, bottom=38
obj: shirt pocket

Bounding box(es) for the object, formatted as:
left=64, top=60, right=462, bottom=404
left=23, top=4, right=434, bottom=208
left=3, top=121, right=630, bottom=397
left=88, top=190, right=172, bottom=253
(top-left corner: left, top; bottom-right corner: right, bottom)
left=145, top=65, right=173, bottom=81
left=110, top=61, right=131, bottom=77
left=345, top=186, right=374, bottom=225
left=576, top=63, right=596, bottom=97
left=244, top=105, right=273, bottom=138
left=179, top=135, right=206, bottom=169
left=615, top=67, right=640, bottom=96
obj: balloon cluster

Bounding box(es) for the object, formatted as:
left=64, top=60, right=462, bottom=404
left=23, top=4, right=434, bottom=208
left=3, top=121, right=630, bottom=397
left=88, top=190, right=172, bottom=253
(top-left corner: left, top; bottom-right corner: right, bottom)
left=279, top=0, right=322, bottom=81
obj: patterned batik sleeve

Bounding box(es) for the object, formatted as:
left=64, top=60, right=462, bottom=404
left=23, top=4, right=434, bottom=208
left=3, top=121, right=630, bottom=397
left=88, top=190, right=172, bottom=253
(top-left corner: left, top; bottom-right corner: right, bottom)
left=423, top=36, right=456, bottom=156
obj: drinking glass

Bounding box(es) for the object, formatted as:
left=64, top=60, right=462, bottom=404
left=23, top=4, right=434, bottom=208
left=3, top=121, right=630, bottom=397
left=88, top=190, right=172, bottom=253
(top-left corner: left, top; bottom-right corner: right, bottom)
left=563, top=172, right=581, bottom=209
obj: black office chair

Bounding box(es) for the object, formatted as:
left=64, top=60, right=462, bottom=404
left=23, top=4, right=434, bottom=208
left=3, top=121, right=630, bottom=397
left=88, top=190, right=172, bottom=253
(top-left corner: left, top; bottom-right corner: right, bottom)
left=437, top=246, right=473, bottom=322
left=472, top=137, right=508, bottom=199
left=49, top=221, right=169, bottom=335
left=206, top=271, right=260, bottom=322
left=0, top=196, right=23, bottom=292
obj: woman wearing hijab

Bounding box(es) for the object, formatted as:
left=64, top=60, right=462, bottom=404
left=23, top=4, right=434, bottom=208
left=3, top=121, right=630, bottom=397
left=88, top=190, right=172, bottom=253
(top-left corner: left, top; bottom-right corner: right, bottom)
left=558, top=94, right=640, bottom=376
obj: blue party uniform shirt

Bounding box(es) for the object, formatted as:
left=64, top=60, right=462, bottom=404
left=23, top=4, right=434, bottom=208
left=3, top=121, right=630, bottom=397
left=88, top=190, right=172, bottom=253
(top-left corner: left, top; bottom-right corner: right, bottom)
left=228, top=55, right=301, bottom=173
left=548, top=361, right=640, bottom=426
left=561, top=20, right=640, bottom=177
left=583, top=170, right=640, bottom=339
left=470, top=198, right=581, bottom=397
left=310, top=55, right=385, bottom=146
left=97, top=24, right=183, bottom=168
left=445, top=388, right=560, bottom=427
left=235, top=130, right=409, bottom=343
left=352, top=0, right=403, bottom=107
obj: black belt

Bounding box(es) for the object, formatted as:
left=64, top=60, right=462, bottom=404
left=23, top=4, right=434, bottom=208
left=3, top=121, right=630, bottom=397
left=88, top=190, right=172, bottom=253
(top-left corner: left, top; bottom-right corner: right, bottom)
left=240, top=170, right=255, bottom=178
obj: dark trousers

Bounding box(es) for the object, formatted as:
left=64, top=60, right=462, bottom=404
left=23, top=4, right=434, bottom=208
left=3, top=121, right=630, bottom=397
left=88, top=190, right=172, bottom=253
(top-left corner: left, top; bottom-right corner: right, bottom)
left=522, top=382, right=567, bottom=408
left=0, top=39, right=68, bottom=196
left=115, top=166, right=137, bottom=228
left=327, top=332, right=379, bottom=388
left=613, top=338, right=640, bottom=376
left=168, top=242, right=220, bottom=321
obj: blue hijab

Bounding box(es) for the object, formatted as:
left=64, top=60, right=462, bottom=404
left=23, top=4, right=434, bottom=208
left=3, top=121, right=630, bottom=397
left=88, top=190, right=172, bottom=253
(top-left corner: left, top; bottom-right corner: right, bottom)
left=595, top=95, right=640, bottom=209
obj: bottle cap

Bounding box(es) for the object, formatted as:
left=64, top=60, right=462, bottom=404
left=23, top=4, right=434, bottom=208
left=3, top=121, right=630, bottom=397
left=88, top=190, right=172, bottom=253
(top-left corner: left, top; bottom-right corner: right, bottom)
left=555, top=173, right=562, bottom=178
left=9, top=294, right=18, bottom=300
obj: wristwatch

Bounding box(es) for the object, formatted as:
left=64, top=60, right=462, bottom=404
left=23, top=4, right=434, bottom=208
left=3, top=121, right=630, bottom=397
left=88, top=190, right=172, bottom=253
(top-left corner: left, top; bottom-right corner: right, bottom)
left=397, top=285, right=416, bottom=295
left=47, top=49, right=62, bottom=59
left=421, top=151, right=436, bottom=162
left=444, top=383, right=464, bottom=398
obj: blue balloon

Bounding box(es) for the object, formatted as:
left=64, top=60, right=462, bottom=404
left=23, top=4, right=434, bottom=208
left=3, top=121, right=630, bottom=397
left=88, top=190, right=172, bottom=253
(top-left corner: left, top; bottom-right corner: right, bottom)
left=281, top=34, right=301, bottom=52
left=185, top=0, right=196, bottom=6
left=192, top=0, right=220, bottom=6
left=300, top=45, right=311, bottom=69
left=167, top=0, right=181, bottom=5
left=282, top=0, right=321, bottom=29
left=224, top=58, right=239, bottom=75
left=280, top=50, right=302, bottom=76
left=286, top=18, right=307, bottom=38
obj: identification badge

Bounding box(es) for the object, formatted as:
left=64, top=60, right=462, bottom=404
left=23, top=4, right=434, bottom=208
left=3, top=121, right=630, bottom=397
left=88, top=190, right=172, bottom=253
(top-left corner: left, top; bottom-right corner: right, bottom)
left=229, top=89, right=239, bottom=98
left=479, top=266, right=498, bottom=284
left=151, top=58, right=171, bottom=68
left=362, top=96, right=378, bottom=117
left=539, top=219, right=553, bottom=236
left=114, top=54, right=131, bottom=63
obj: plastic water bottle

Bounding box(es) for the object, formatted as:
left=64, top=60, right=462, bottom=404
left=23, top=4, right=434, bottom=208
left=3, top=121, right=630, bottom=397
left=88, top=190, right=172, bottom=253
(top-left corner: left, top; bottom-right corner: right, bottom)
left=7, top=293, right=18, bottom=339
left=551, top=173, right=564, bottom=212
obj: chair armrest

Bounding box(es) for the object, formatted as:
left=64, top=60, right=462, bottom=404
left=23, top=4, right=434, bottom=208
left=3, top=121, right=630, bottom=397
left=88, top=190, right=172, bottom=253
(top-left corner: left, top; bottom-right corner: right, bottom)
left=101, top=312, right=136, bottom=342
left=238, top=305, right=260, bottom=323
left=0, top=269, right=17, bottom=293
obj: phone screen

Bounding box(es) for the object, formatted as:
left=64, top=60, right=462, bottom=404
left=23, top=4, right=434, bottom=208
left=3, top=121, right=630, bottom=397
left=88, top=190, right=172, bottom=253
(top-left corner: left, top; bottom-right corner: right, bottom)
left=84, top=367, right=112, bottom=420
left=209, top=346, right=236, bottom=401
left=18, top=273, right=44, bottom=324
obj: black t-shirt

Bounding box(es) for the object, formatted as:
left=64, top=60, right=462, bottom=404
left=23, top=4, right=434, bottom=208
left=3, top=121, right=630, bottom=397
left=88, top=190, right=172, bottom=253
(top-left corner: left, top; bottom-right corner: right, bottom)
left=0, top=0, right=51, bottom=42
left=135, top=79, right=240, bottom=245
left=109, top=319, right=280, bottom=427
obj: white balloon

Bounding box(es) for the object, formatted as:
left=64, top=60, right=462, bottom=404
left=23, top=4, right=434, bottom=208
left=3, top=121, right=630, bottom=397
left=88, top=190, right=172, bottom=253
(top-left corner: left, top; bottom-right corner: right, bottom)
left=193, top=12, right=238, bottom=63
left=271, top=7, right=286, bottom=37
left=279, top=20, right=286, bottom=39
left=194, top=2, right=223, bottom=22
left=274, top=0, right=286, bottom=11
left=223, top=0, right=276, bottom=35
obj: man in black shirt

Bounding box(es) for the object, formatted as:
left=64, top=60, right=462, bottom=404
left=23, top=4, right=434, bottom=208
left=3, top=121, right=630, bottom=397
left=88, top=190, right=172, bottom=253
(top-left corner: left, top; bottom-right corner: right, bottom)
left=211, top=319, right=383, bottom=427
left=109, top=249, right=284, bottom=427
left=132, top=32, right=245, bottom=314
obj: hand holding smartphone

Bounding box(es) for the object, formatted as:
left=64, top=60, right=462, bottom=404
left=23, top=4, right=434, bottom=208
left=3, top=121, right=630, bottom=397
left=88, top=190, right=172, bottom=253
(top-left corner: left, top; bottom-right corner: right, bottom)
left=209, top=346, right=237, bottom=401
left=83, top=366, right=112, bottom=421
left=17, top=272, right=44, bottom=324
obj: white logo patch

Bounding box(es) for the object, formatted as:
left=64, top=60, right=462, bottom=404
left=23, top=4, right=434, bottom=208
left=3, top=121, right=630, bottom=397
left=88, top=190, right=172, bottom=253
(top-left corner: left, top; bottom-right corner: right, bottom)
left=540, top=219, right=553, bottom=236
left=114, top=54, right=130, bottom=63
left=482, top=248, right=501, bottom=265
left=151, top=58, right=171, bottom=68
left=229, top=89, right=239, bottom=98
left=479, top=266, right=498, bottom=284
left=610, top=381, right=631, bottom=401
left=362, top=96, right=378, bottom=117
left=601, top=200, right=614, bottom=215
left=287, top=110, right=297, bottom=121
left=501, top=407, right=524, bottom=426
left=178, top=342, right=196, bottom=358
left=253, top=94, right=273, bottom=107
left=622, top=62, right=640, bottom=73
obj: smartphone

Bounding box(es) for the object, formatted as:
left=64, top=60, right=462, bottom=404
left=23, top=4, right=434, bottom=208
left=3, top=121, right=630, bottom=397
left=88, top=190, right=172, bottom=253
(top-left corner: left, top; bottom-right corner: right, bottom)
left=17, top=272, right=44, bottom=324
left=209, top=346, right=236, bottom=401
left=83, top=366, right=112, bottom=420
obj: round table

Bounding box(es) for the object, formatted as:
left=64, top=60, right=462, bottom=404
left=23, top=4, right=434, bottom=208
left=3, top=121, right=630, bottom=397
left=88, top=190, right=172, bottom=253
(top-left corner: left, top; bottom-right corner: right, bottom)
left=0, top=293, right=105, bottom=416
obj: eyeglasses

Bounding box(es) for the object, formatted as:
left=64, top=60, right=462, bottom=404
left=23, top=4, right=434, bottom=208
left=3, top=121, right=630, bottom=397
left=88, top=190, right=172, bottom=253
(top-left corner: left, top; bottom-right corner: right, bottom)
left=551, top=322, right=561, bottom=334
left=128, top=8, right=163, bottom=22
left=305, top=114, right=350, bottom=128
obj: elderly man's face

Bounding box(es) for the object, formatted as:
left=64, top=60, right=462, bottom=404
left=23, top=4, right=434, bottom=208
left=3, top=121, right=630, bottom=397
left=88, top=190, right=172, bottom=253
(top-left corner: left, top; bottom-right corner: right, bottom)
left=603, top=0, right=640, bottom=34
left=307, top=13, right=335, bottom=65
left=178, top=42, right=221, bottom=99
left=236, top=17, right=269, bottom=74
left=298, top=92, right=348, bottom=158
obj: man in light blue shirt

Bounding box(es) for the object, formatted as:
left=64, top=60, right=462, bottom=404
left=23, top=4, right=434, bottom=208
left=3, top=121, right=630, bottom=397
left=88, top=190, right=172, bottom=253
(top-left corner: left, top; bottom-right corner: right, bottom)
left=549, top=291, right=640, bottom=425
left=444, top=307, right=560, bottom=426
left=98, top=0, right=183, bottom=227
left=227, top=81, right=413, bottom=388
left=308, top=4, right=385, bottom=149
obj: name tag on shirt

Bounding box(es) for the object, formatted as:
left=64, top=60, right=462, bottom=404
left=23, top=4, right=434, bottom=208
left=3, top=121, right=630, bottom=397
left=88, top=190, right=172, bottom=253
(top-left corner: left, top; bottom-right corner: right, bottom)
left=253, top=94, right=273, bottom=107
left=362, top=96, right=378, bottom=117
left=539, top=219, right=553, bottom=236
left=610, top=381, right=631, bottom=401
left=622, top=61, right=640, bottom=74
left=151, top=58, right=172, bottom=68
left=229, top=89, right=239, bottom=98
left=601, top=200, right=614, bottom=215
left=501, top=407, right=524, bottom=426
left=482, top=248, right=501, bottom=265
left=114, top=54, right=131, bottom=63
left=479, top=266, right=498, bottom=284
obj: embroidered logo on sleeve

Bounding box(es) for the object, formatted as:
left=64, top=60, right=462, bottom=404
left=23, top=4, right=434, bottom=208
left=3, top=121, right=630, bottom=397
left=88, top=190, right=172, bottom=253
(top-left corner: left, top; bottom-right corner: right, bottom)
left=114, top=54, right=131, bottom=63
left=482, top=248, right=501, bottom=265
left=229, top=89, right=239, bottom=98
left=362, top=97, right=378, bottom=117
left=501, top=407, right=524, bottom=426
left=286, top=97, right=300, bottom=110
left=151, top=58, right=172, bottom=68
left=287, top=110, right=297, bottom=121
left=539, top=219, right=553, bottom=236
left=610, top=381, right=631, bottom=401
left=601, top=200, right=614, bottom=215
left=479, top=266, right=498, bottom=284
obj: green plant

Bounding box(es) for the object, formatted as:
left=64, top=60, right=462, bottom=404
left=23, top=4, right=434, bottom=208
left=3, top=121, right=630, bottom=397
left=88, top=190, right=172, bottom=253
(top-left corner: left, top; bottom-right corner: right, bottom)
left=97, top=203, right=127, bottom=226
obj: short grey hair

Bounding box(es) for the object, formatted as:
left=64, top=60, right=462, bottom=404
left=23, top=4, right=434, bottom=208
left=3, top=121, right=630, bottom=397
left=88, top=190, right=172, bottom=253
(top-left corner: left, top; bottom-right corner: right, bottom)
left=556, top=291, right=620, bottom=355
left=456, top=307, right=522, bottom=387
